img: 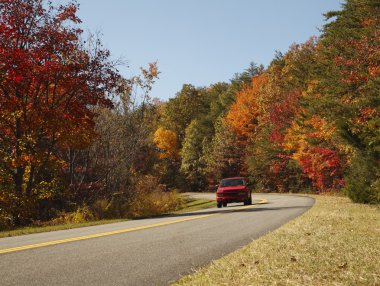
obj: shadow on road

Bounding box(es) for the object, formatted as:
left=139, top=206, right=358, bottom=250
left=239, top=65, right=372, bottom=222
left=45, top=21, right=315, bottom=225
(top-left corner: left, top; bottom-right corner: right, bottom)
left=134, top=201, right=314, bottom=222
left=170, top=205, right=312, bottom=218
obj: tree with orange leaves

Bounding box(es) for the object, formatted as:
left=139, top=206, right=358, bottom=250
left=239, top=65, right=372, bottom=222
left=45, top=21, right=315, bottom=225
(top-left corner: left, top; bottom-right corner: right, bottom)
left=226, top=73, right=268, bottom=144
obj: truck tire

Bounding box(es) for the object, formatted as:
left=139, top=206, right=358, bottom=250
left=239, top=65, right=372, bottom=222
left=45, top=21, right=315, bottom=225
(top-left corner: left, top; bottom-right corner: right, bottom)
left=217, top=202, right=222, bottom=208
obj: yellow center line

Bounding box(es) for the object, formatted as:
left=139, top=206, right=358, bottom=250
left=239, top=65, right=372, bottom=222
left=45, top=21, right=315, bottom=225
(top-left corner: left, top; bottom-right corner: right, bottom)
left=0, top=198, right=268, bottom=255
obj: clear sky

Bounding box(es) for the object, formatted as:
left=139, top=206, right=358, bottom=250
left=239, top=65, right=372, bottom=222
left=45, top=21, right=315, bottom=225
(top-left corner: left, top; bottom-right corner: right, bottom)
left=71, top=0, right=343, bottom=100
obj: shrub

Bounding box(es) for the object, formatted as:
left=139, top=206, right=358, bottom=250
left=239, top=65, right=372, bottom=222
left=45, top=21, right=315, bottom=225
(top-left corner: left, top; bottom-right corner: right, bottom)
left=344, top=153, right=380, bottom=204
left=90, top=175, right=182, bottom=219
left=46, top=205, right=95, bottom=225
left=90, top=193, right=131, bottom=219
left=126, top=175, right=181, bottom=218
left=0, top=209, right=14, bottom=231
left=70, top=205, right=95, bottom=223
left=91, top=199, right=112, bottom=220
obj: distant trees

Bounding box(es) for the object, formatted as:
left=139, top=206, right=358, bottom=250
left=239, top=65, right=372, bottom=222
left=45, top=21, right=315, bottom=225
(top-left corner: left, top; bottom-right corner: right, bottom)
left=160, top=84, right=206, bottom=143
left=205, top=118, right=243, bottom=179
left=153, top=0, right=379, bottom=203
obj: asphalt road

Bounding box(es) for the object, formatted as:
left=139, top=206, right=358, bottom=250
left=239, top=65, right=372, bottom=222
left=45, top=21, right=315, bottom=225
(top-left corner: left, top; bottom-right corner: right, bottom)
left=0, top=194, right=314, bottom=286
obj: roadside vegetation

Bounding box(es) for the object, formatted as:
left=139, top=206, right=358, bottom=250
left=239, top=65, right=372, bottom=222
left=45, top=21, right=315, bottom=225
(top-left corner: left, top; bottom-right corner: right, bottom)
left=0, top=194, right=213, bottom=238
left=173, top=196, right=215, bottom=214
left=174, top=195, right=380, bottom=286
left=0, top=0, right=378, bottom=232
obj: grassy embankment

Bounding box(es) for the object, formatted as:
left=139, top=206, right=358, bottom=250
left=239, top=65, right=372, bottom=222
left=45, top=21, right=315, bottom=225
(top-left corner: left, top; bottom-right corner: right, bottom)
left=175, top=195, right=380, bottom=286
left=0, top=195, right=214, bottom=238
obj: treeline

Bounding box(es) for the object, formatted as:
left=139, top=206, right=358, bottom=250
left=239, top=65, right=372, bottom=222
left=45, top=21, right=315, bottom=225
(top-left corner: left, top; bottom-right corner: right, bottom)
left=153, top=0, right=379, bottom=203
left=0, top=0, right=378, bottom=229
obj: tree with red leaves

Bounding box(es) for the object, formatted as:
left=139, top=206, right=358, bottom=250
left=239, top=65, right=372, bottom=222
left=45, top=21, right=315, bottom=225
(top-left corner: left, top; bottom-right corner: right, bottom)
left=298, top=147, right=344, bottom=192
left=0, top=0, right=123, bottom=223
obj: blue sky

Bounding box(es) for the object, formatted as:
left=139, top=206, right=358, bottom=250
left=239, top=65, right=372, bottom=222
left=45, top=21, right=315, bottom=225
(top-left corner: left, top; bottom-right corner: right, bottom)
left=72, top=0, right=343, bottom=100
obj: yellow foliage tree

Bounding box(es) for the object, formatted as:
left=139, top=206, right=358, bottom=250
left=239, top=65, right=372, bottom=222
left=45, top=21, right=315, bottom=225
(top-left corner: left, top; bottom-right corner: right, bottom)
left=153, top=127, right=179, bottom=160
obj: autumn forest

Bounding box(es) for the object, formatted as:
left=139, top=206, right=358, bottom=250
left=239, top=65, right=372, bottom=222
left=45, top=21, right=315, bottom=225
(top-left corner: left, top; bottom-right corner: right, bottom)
left=0, top=0, right=379, bottom=229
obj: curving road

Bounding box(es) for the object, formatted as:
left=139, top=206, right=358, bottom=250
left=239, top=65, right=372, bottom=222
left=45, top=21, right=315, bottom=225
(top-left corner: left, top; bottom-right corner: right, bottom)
left=0, top=193, right=314, bottom=286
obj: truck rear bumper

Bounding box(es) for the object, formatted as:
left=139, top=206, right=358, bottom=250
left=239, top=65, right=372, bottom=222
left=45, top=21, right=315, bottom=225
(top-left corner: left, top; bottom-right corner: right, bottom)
left=216, top=195, right=248, bottom=203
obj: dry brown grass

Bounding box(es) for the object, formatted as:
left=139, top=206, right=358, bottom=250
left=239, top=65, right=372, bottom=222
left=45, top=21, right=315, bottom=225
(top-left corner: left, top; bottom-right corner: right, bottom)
left=174, top=195, right=380, bottom=286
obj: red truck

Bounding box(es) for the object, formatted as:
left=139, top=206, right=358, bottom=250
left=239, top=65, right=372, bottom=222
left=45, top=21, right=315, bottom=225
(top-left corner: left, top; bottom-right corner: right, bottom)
left=215, top=177, right=252, bottom=208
